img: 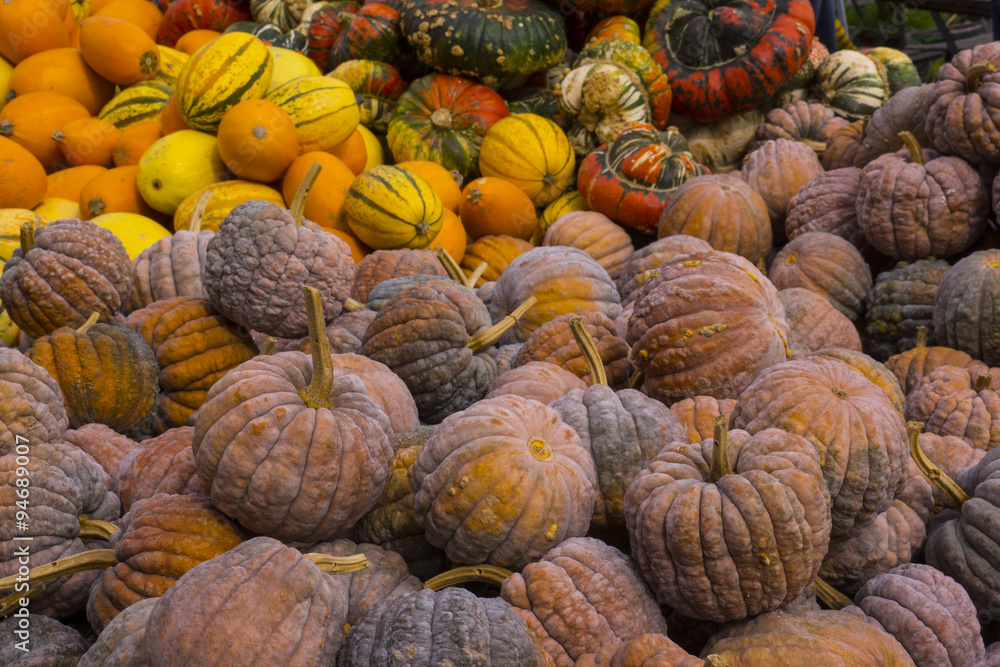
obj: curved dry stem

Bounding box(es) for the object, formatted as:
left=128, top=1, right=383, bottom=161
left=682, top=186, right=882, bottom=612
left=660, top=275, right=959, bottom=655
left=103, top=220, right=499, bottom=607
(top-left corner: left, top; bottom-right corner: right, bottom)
left=466, top=262, right=488, bottom=287
left=467, top=297, right=537, bottom=353
left=569, top=317, right=607, bottom=386
left=974, top=372, right=993, bottom=393
left=709, top=415, right=731, bottom=483
left=303, top=552, right=370, bottom=574
left=77, top=517, right=119, bottom=541
left=343, top=298, right=364, bottom=312
left=704, top=657, right=731, bottom=667
left=259, top=337, right=276, bottom=356
left=0, top=549, right=117, bottom=591
left=75, top=312, right=101, bottom=335
left=908, top=420, right=970, bottom=507
left=966, top=61, right=997, bottom=93
left=0, top=582, right=46, bottom=619
left=898, top=131, right=925, bottom=165
left=20, top=220, right=34, bottom=255
left=424, top=565, right=513, bottom=591
left=435, top=246, right=471, bottom=288
left=814, top=577, right=853, bottom=610
left=290, top=162, right=322, bottom=226
left=188, top=189, right=213, bottom=234
left=627, top=368, right=644, bottom=390
left=915, top=326, right=928, bottom=349
left=298, top=285, right=334, bottom=409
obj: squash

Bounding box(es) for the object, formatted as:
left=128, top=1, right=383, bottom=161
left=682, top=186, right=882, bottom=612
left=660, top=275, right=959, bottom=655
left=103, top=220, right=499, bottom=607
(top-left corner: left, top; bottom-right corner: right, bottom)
left=350, top=248, right=445, bottom=303
left=860, top=83, right=932, bottom=163
left=779, top=288, right=862, bottom=356
left=112, top=427, right=205, bottom=510
left=486, top=361, right=588, bottom=405
left=578, top=37, right=672, bottom=131
left=327, top=3, right=403, bottom=70
left=173, top=179, right=285, bottom=232
left=44, top=164, right=106, bottom=201
left=585, top=16, right=641, bottom=45
left=159, top=95, right=191, bottom=135
left=814, top=50, right=888, bottom=121
left=0, top=0, right=71, bottom=65
left=0, top=91, right=91, bottom=171
left=328, top=128, right=368, bottom=175
left=0, top=348, right=69, bottom=453
left=79, top=16, right=159, bottom=86
left=79, top=164, right=158, bottom=219
left=344, top=164, right=444, bottom=250
left=99, top=80, right=173, bottom=130
left=330, top=59, right=406, bottom=134
left=823, top=118, right=867, bottom=169
left=460, top=234, right=532, bottom=286
left=751, top=100, right=848, bottom=153
left=933, top=250, right=1000, bottom=366
left=460, top=176, right=536, bottom=241
left=267, top=46, right=322, bottom=93
left=9, top=48, right=116, bottom=115
left=265, top=75, right=359, bottom=153
left=396, top=160, right=462, bottom=213
left=479, top=113, right=574, bottom=206
left=558, top=62, right=652, bottom=146
left=542, top=211, right=633, bottom=282
left=0, top=208, right=47, bottom=261
left=786, top=167, right=865, bottom=248
left=173, top=28, right=223, bottom=55
left=304, top=1, right=361, bottom=69
left=863, top=46, right=920, bottom=95
left=535, top=190, right=586, bottom=245
left=866, top=259, right=950, bottom=360
left=53, top=117, right=120, bottom=168
left=152, top=46, right=188, bottom=87
left=156, top=0, right=251, bottom=48
left=280, top=152, right=354, bottom=232
left=136, top=129, right=228, bottom=215
left=217, top=98, right=298, bottom=182
left=33, top=197, right=81, bottom=221
left=90, top=212, right=171, bottom=260
left=741, top=138, right=823, bottom=242
left=669, top=395, right=736, bottom=444
left=0, top=136, right=47, bottom=208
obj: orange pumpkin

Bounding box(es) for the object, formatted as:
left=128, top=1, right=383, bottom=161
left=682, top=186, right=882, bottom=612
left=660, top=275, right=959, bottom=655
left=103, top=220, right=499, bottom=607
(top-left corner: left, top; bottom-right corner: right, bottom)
left=79, top=16, right=159, bottom=86
left=160, top=96, right=192, bottom=135
left=0, top=91, right=91, bottom=170
left=9, top=48, right=116, bottom=116
left=331, top=229, right=371, bottom=262
left=54, top=118, right=121, bottom=167
left=328, top=128, right=367, bottom=175
left=112, top=121, right=162, bottom=167
left=217, top=99, right=298, bottom=183
left=280, top=152, right=355, bottom=232
left=78, top=164, right=157, bottom=219
left=0, top=136, right=47, bottom=208
left=174, top=30, right=222, bottom=56
left=460, top=177, right=537, bottom=241
left=44, top=164, right=108, bottom=201
left=429, top=208, right=467, bottom=264
left=89, top=0, right=119, bottom=12
left=0, top=0, right=71, bottom=64
left=397, top=160, right=462, bottom=213
left=92, top=0, right=163, bottom=40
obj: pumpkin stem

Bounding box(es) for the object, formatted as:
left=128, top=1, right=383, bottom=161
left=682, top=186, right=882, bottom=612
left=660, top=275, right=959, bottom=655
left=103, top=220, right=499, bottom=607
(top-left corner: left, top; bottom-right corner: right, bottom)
left=260, top=337, right=276, bottom=355
left=466, top=262, right=488, bottom=288
left=302, top=552, right=370, bottom=575
left=0, top=582, right=46, bottom=619
left=343, top=298, right=364, bottom=312
left=975, top=372, right=993, bottom=392
left=966, top=61, right=997, bottom=93
left=424, top=565, right=513, bottom=591
left=290, top=162, right=322, bottom=227
left=75, top=312, right=101, bottom=335
left=429, top=108, right=453, bottom=130
left=898, top=131, right=925, bottom=166
left=756, top=257, right=766, bottom=273
left=703, top=657, right=730, bottom=667
left=0, top=549, right=117, bottom=592
left=569, top=316, right=607, bottom=386
left=19, top=220, right=35, bottom=255
left=915, top=326, right=928, bottom=349
left=51, top=130, right=64, bottom=143
left=435, top=246, right=473, bottom=288
left=298, top=285, right=334, bottom=410
left=188, top=189, right=213, bottom=234
left=708, top=415, right=732, bottom=483
left=908, top=420, right=970, bottom=507
left=0, top=120, right=12, bottom=137
left=814, top=577, right=852, bottom=610
left=466, top=297, right=537, bottom=353
left=627, top=368, right=644, bottom=390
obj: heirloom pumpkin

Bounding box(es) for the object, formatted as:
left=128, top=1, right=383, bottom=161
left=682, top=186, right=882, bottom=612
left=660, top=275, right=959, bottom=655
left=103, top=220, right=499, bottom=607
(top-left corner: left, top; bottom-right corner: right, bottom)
left=332, top=60, right=407, bottom=135
left=514, top=311, right=632, bottom=389
left=752, top=101, right=848, bottom=153
left=77, top=596, right=157, bottom=666
left=577, top=37, right=672, bottom=131
left=0, top=347, right=68, bottom=454
left=814, top=50, right=888, bottom=121
left=271, top=310, right=377, bottom=356
left=0, top=615, right=87, bottom=663
left=785, top=167, right=865, bottom=247
left=933, top=250, right=1000, bottom=367
left=886, top=334, right=985, bottom=396
left=112, top=427, right=205, bottom=511
left=779, top=288, right=862, bottom=355
left=866, top=259, right=950, bottom=360
left=486, top=361, right=587, bottom=404
left=905, top=365, right=1000, bottom=451
left=156, top=0, right=252, bottom=47
left=860, top=83, right=932, bottom=162
left=811, top=347, right=906, bottom=417
left=557, top=62, right=652, bottom=147
left=669, top=395, right=736, bottom=444
left=60, top=423, right=137, bottom=485
left=576, top=634, right=702, bottom=667
left=741, top=138, right=823, bottom=241
left=460, top=235, right=533, bottom=287
left=822, top=119, right=867, bottom=170
left=542, top=211, right=633, bottom=280
left=615, top=234, right=713, bottom=305
left=329, top=353, right=420, bottom=439
left=350, top=248, right=446, bottom=303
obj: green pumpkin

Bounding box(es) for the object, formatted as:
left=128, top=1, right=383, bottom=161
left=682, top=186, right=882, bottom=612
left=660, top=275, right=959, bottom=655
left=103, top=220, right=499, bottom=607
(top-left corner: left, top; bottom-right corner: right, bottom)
left=864, top=47, right=921, bottom=96
left=250, top=0, right=296, bottom=31
left=814, top=50, right=888, bottom=121
left=578, top=37, right=672, bottom=129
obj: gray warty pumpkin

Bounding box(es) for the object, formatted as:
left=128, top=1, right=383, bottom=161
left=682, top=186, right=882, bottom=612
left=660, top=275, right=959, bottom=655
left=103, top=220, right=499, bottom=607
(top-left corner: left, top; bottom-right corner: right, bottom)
left=614, top=234, right=713, bottom=305
left=905, top=364, right=1000, bottom=451
left=78, top=596, right=157, bottom=666
left=785, top=167, right=865, bottom=248
left=866, top=259, right=950, bottom=361
left=779, top=287, right=862, bottom=356
left=0, top=614, right=88, bottom=664
left=0, top=347, right=68, bottom=455
left=933, top=249, right=1000, bottom=367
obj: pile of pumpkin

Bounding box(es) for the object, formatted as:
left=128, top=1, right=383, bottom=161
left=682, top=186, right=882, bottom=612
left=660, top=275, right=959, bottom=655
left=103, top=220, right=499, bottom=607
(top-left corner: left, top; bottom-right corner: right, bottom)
left=4, top=0, right=1000, bottom=663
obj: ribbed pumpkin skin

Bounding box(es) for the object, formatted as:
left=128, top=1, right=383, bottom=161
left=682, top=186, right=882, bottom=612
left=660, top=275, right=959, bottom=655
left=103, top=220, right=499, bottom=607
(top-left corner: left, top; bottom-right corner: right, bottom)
left=779, top=288, right=862, bottom=355
left=486, top=361, right=588, bottom=405
left=144, top=537, right=348, bottom=666
left=387, top=73, right=509, bottom=181
left=920, top=432, right=986, bottom=509
left=865, top=258, right=949, bottom=360
left=543, top=212, right=634, bottom=281
left=769, top=231, right=873, bottom=322
left=86, top=493, right=248, bottom=633
left=550, top=386, right=684, bottom=529
left=814, top=50, right=888, bottom=121
left=29, top=323, right=159, bottom=436
left=861, top=84, right=932, bottom=162
left=124, top=296, right=259, bottom=431
left=576, top=634, right=702, bottom=667
left=627, top=250, right=790, bottom=402
left=0, top=615, right=88, bottom=663
left=624, top=428, right=830, bottom=622
left=350, top=248, right=446, bottom=303
left=615, top=235, right=713, bottom=304
left=344, top=165, right=445, bottom=250
left=752, top=100, right=849, bottom=150
left=786, top=167, right=865, bottom=247
left=823, top=119, right=867, bottom=169
left=329, top=353, right=420, bottom=440
left=487, top=246, right=622, bottom=345
left=272, top=310, right=376, bottom=356
left=669, top=395, right=736, bottom=444
left=514, top=311, right=632, bottom=389
left=78, top=597, right=157, bottom=667
left=341, top=587, right=554, bottom=666
left=657, top=173, right=772, bottom=264
left=933, top=250, right=1000, bottom=366
left=412, top=395, right=596, bottom=568
left=0, top=348, right=68, bottom=455
left=479, top=113, right=575, bottom=207
left=905, top=365, right=1000, bottom=451
left=501, top=538, right=667, bottom=666
left=60, top=423, right=137, bottom=485
left=888, top=345, right=985, bottom=396
left=265, top=75, right=360, bottom=152
left=0, top=219, right=134, bottom=339
left=127, top=229, right=214, bottom=312
left=112, top=426, right=205, bottom=512
left=330, top=60, right=407, bottom=134
left=811, top=347, right=906, bottom=416
left=175, top=32, right=273, bottom=132
left=732, top=357, right=909, bottom=539
left=461, top=234, right=533, bottom=286
left=702, top=609, right=916, bottom=665
left=741, top=138, right=824, bottom=239
left=101, top=81, right=174, bottom=130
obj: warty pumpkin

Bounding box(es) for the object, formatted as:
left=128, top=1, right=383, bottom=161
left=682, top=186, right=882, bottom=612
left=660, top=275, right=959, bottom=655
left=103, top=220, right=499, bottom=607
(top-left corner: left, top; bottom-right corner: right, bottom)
left=822, top=118, right=867, bottom=169
left=933, top=249, right=1000, bottom=367
left=343, top=164, right=444, bottom=250
left=0, top=347, right=68, bottom=455
left=886, top=333, right=985, bottom=396
left=786, top=167, right=866, bottom=247
left=615, top=234, right=713, bottom=305
left=810, top=347, right=906, bottom=416
left=329, top=352, right=420, bottom=439
left=60, top=423, right=137, bottom=486
left=77, top=596, right=156, bottom=666
left=542, top=211, right=634, bottom=281
left=349, top=248, right=446, bottom=303
left=111, top=426, right=204, bottom=511
left=861, top=83, right=932, bottom=163
left=866, top=259, right=950, bottom=360
left=751, top=100, right=849, bottom=153
left=906, top=365, right=1000, bottom=451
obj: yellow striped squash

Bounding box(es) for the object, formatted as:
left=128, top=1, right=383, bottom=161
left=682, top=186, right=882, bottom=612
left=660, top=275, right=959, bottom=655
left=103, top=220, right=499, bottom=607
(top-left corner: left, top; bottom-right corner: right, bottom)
left=533, top=189, right=587, bottom=244
left=175, top=33, right=273, bottom=133
left=265, top=76, right=360, bottom=153
left=173, top=180, right=286, bottom=232
left=99, top=81, right=174, bottom=129
left=478, top=113, right=575, bottom=207
left=344, top=165, right=443, bottom=250
left=153, top=46, right=189, bottom=88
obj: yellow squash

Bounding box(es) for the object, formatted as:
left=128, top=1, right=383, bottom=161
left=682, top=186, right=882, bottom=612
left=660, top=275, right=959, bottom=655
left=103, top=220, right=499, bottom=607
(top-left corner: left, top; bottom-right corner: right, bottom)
left=265, top=75, right=359, bottom=153
left=479, top=113, right=575, bottom=207
left=100, top=80, right=174, bottom=129
left=153, top=46, right=189, bottom=87
left=33, top=197, right=81, bottom=221
left=344, top=165, right=443, bottom=250
left=0, top=55, right=11, bottom=113
left=136, top=129, right=228, bottom=215
left=91, top=212, right=172, bottom=259
left=0, top=208, right=47, bottom=261
left=0, top=266, right=19, bottom=347
left=173, top=180, right=286, bottom=232
left=533, top=190, right=587, bottom=244
left=356, top=124, right=383, bottom=172
left=267, top=46, right=321, bottom=93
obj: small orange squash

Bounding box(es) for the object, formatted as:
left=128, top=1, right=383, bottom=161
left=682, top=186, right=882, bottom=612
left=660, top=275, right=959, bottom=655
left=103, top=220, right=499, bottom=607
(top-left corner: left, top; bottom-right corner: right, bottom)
left=160, top=96, right=192, bottom=135
left=78, top=164, right=157, bottom=219
left=429, top=208, right=467, bottom=264
left=112, top=121, right=162, bottom=167
left=0, top=136, right=47, bottom=208
left=53, top=117, right=121, bottom=167
left=0, top=0, right=71, bottom=64
left=0, top=91, right=91, bottom=170
left=217, top=99, right=298, bottom=183
left=281, top=152, right=356, bottom=232
left=174, top=30, right=222, bottom=56
left=9, top=48, right=116, bottom=115
left=331, top=229, right=371, bottom=263
left=397, top=160, right=462, bottom=213
left=92, top=0, right=163, bottom=40
left=79, top=16, right=160, bottom=86
left=460, top=176, right=537, bottom=241
left=44, top=164, right=108, bottom=201
left=328, top=128, right=368, bottom=175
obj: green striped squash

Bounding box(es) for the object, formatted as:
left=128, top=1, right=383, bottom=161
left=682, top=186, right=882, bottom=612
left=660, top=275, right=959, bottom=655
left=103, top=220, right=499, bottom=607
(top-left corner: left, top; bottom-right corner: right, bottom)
left=863, top=47, right=921, bottom=96
left=814, top=50, right=888, bottom=121
left=175, top=32, right=274, bottom=132
left=558, top=63, right=651, bottom=144
left=99, top=81, right=174, bottom=129
left=343, top=165, right=444, bottom=250
left=265, top=76, right=360, bottom=153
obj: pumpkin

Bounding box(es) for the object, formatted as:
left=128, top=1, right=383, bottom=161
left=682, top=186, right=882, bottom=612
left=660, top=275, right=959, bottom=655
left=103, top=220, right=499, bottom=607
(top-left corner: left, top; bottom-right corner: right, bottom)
left=673, top=109, right=763, bottom=174
left=400, top=0, right=567, bottom=86
left=886, top=336, right=985, bottom=396
left=823, top=118, right=867, bottom=169
left=0, top=347, right=68, bottom=455
left=643, top=0, right=815, bottom=121
left=578, top=37, right=672, bottom=130
left=785, top=167, right=865, bottom=248
left=501, top=537, right=668, bottom=666
left=331, top=59, right=407, bottom=134
left=814, top=50, right=888, bottom=121
left=156, top=0, right=252, bottom=48
left=0, top=0, right=70, bottom=65
left=412, top=393, right=596, bottom=567
left=534, top=190, right=586, bottom=245
left=99, top=81, right=173, bottom=130
left=919, top=431, right=986, bottom=510
left=79, top=165, right=157, bottom=220
left=9, top=48, right=116, bottom=116
left=731, top=356, right=909, bottom=539
left=779, top=288, right=861, bottom=356
left=0, top=91, right=91, bottom=171
left=657, top=173, right=771, bottom=265
left=585, top=16, right=641, bottom=46
left=933, top=250, right=1000, bottom=366
left=460, top=235, right=532, bottom=287
left=0, top=136, right=47, bottom=209
left=79, top=16, right=159, bottom=86
left=327, top=3, right=402, bottom=70
left=557, top=63, right=651, bottom=147
left=866, top=259, right=950, bottom=361
left=751, top=100, right=849, bottom=154
left=111, top=426, right=204, bottom=511
left=329, top=352, right=420, bottom=439
left=741, top=138, right=823, bottom=242
left=77, top=597, right=156, bottom=666
left=53, top=117, right=120, bottom=168
left=397, top=160, right=463, bottom=213
left=542, top=211, right=633, bottom=281
left=861, top=83, right=932, bottom=163
left=576, top=634, right=702, bottom=667
left=270, top=309, right=377, bottom=356
left=615, top=235, right=711, bottom=307
left=174, top=29, right=224, bottom=55
left=669, top=395, right=736, bottom=444
left=627, top=249, right=790, bottom=402
left=486, top=361, right=588, bottom=404
left=858, top=133, right=987, bottom=260
left=769, top=231, right=873, bottom=322
left=250, top=0, right=294, bottom=30
left=226, top=22, right=308, bottom=53
left=624, top=420, right=831, bottom=621
left=905, top=365, right=1000, bottom=451
left=0, top=615, right=88, bottom=662
left=127, top=208, right=214, bottom=312
left=460, top=176, right=537, bottom=241
left=304, top=1, right=361, bottom=70
left=479, top=113, right=574, bottom=207
left=343, top=165, right=444, bottom=250
left=203, top=197, right=356, bottom=339
left=0, top=218, right=133, bottom=339
left=810, top=347, right=907, bottom=417
left=328, top=129, right=369, bottom=176
left=60, top=423, right=137, bottom=485
left=350, top=248, right=445, bottom=303
left=217, top=99, right=298, bottom=182
left=578, top=123, right=706, bottom=233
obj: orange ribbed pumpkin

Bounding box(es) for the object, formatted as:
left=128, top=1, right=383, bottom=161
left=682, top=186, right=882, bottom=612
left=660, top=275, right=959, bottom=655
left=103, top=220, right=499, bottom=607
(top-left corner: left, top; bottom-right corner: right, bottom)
left=112, top=121, right=162, bottom=166
left=9, top=48, right=116, bottom=115
left=44, top=164, right=108, bottom=201
left=460, top=176, right=537, bottom=241
left=54, top=118, right=121, bottom=167
left=79, top=17, right=160, bottom=86
left=217, top=99, right=298, bottom=183
left=78, top=165, right=157, bottom=219
left=0, top=136, right=47, bottom=208
left=281, top=152, right=356, bottom=232
left=0, top=91, right=91, bottom=170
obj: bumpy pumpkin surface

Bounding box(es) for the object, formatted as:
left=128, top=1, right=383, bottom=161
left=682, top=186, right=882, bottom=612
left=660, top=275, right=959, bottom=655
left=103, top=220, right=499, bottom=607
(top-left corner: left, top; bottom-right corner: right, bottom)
left=0, top=219, right=134, bottom=339
left=543, top=211, right=634, bottom=281
left=78, top=596, right=157, bottom=667
left=905, top=365, right=1000, bottom=451
left=810, top=347, right=907, bottom=416
left=626, top=250, right=790, bottom=402
left=513, top=312, right=632, bottom=389
left=615, top=234, right=713, bottom=305
left=0, top=614, right=88, bottom=665
left=329, top=353, right=420, bottom=439
left=271, top=310, right=377, bottom=356
left=779, top=288, right=862, bottom=355
left=461, top=235, right=534, bottom=287
left=731, top=356, right=909, bottom=538
left=60, top=423, right=137, bottom=485
left=669, top=395, right=736, bottom=444
left=822, top=119, right=867, bottom=169
left=886, top=343, right=984, bottom=395
left=143, top=537, right=349, bottom=666
left=0, top=347, right=68, bottom=454
left=785, top=167, right=865, bottom=248
left=866, top=259, right=950, bottom=360
left=861, top=84, right=932, bottom=162
left=933, top=249, right=1000, bottom=367
left=350, top=248, right=446, bottom=303
left=112, top=426, right=205, bottom=511
left=624, top=426, right=831, bottom=621
left=202, top=200, right=356, bottom=338
left=921, top=432, right=986, bottom=508
left=740, top=138, right=823, bottom=239
left=486, top=361, right=588, bottom=405
left=576, top=634, right=703, bottom=667
left=752, top=100, right=848, bottom=151
left=500, top=537, right=667, bottom=666
left=127, top=227, right=214, bottom=312
left=412, top=395, right=596, bottom=569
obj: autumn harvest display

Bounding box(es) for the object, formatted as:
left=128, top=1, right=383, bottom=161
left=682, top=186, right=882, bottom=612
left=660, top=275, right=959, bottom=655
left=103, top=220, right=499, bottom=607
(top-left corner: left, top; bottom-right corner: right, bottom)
left=4, top=0, right=1000, bottom=663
